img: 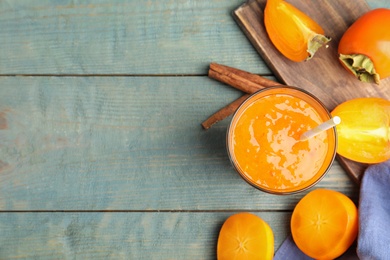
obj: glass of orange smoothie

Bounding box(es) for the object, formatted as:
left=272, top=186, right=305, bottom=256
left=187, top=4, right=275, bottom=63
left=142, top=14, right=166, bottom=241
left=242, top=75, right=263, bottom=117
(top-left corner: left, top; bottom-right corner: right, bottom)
left=227, top=86, right=337, bottom=194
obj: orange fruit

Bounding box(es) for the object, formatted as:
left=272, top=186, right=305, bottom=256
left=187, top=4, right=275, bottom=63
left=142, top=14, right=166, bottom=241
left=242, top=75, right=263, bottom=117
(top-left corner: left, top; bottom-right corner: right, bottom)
left=291, top=189, right=358, bottom=259
left=331, top=97, right=390, bottom=164
left=217, top=212, right=274, bottom=260
left=264, top=0, right=330, bottom=62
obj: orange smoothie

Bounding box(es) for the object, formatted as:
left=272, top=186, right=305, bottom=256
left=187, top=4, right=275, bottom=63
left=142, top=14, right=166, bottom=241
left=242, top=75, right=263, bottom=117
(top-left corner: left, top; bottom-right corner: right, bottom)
left=227, top=87, right=337, bottom=194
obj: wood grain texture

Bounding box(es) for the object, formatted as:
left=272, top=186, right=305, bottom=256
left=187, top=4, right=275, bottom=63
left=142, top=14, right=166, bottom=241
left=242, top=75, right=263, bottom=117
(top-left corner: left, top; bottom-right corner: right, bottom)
left=0, top=0, right=382, bottom=76
left=0, top=0, right=387, bottom=258
left=233, top=0, right=390, bottom=183
left=0, top=212, right=291, bottom=259
left=0, top=77, right=358, bottom=210
left=0, top=0, right=267, bottom=75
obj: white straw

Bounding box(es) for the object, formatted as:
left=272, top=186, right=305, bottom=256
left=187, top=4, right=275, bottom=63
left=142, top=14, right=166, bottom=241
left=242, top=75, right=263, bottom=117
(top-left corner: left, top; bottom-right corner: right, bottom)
left=300, top=116, right=341, bottom=141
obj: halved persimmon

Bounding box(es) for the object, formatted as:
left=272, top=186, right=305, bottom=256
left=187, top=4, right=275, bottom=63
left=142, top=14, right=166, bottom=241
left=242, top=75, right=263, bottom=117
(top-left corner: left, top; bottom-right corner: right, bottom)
left=217, top=212, right=274, bottom=260
left=291, top=189, right=358, bottom=259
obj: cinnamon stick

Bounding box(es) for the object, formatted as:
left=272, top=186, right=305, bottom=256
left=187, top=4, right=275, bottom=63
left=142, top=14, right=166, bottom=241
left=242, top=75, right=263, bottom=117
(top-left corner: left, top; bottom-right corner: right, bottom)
left=202, top=63, right=280, bottom=129
left=209, top=63, right=279, bottom=93
left=201, top=94, right=250, bottom=130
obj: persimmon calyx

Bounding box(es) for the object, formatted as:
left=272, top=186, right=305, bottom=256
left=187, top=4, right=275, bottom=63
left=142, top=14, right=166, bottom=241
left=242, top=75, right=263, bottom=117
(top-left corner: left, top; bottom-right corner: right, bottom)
left=339, top=53, right=380, bottom=84
left=307, top=34, right=331, bottom=60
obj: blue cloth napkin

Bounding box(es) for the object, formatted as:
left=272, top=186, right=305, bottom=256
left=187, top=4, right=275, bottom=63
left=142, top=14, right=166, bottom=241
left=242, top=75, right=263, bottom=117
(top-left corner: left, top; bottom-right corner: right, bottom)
left=357, top=160, right=390, bottom=259
left=274, top=160, right=390, bottom=260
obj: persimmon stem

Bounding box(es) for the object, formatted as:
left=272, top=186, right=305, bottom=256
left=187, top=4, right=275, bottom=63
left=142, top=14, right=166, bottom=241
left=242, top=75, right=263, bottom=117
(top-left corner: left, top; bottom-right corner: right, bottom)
left=339, top=53, right=380, bottom=84
left=307, top=34, right=331, bottom=60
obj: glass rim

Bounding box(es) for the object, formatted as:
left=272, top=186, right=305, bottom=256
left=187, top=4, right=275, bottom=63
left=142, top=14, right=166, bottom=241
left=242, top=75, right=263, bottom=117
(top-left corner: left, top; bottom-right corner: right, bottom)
left=226, top=85, right=338, bottom=195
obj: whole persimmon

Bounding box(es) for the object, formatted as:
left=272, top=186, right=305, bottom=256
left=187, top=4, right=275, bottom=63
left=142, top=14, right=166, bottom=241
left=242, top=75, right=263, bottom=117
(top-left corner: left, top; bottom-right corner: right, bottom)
left=338, top=8, right=390, bottom=84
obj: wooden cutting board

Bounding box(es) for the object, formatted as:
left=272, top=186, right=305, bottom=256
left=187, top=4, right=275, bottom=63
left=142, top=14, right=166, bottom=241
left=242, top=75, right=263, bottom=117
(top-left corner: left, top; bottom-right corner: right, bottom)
left=233, top=0, right=390, bottom=184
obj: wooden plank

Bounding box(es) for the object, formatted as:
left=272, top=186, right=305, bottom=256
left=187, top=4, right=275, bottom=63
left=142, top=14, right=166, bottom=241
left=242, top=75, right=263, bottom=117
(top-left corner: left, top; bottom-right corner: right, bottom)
left=0, top=0, right=384, bottom=75
left=0, top=0, right=388, bottom=75
left=0, top=212, right=291, bottom=259
left=233, top=0, right=390, bottom=184
left=0, top=0, right=266, bottom=75
left=0, top=76, right=357, bottom=210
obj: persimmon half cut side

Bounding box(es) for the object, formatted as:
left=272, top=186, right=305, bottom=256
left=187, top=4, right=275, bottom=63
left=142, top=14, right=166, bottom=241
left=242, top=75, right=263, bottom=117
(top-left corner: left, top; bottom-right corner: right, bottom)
left=291, top=189, right=358, bottom=259
left=264, top=0, right=330, bottom=62
left=217, top=212, right=274, bottom=260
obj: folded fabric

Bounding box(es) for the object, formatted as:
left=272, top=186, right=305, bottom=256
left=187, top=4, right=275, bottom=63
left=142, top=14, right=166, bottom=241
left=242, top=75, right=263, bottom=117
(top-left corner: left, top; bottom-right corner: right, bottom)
left=357, top=160, right=390, bottom=259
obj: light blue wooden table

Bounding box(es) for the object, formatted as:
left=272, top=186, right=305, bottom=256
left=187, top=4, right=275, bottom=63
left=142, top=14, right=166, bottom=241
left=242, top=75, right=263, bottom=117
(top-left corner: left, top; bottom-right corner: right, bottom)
left=0, top=1, right=387, bottom=259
